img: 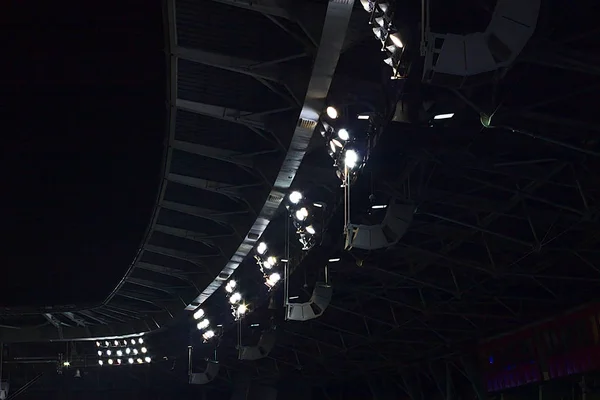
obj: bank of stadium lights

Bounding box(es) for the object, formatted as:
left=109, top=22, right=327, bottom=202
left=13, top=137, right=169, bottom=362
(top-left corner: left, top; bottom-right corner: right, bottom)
left=254, top=242, right=284, bottom=288
left=285, top=191, right=325, bottom=251
left=359, top=0, right=407, bottom=79
left=96, top=338, right=150, bottom=366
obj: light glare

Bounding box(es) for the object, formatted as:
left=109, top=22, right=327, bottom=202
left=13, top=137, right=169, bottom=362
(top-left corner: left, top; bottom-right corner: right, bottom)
left=326, top=106, right=338, bottom=119
left=344, top=150, right=359, bottom=169
left=433, top=113, right=455, bottom=120
left=337, top=128, right=350, bottom=141
left=289, top=191, right=303, bottom=204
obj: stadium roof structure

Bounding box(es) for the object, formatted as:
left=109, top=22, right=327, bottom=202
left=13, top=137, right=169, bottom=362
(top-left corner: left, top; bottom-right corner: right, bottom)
left=2, top=0, right=600, bottom=397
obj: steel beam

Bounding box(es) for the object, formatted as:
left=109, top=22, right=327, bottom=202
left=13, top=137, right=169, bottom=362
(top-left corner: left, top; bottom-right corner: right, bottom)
left=176, top=99, right=265, bottom=130
left=171, top=140, right=254, bottom=168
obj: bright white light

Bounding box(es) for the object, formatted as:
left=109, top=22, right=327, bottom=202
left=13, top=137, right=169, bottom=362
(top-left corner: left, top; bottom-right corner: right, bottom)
left=257, top=242, right=267, bottom=255
left=326, top=106, right=338, bottom=119
left=344, top=149, right=359, bottom=169
left=289, top=191, right=303, bottom=204
left=295, top=207, right=309, bottom=221
left=358, top=115, right=369, bottom=120
left=137, top=358, right=143, bottom=364
left=329, top=258, right=341, bottom=262
left=390, top=32, right=403, bottom=48
left=98, top=360, right=104, bottom=366
left=116, top=350, right=123, bottom=357
left=203, top=330, right=215, bottom=340
left=96, top=341, right=100, bottom=347
left=193, top=308, right=205, bottom=320
left=144, top=357, right=151, bottom=363
left=106, top=350, right=112, bottom=356
left=114, top=340, right=119, bottom=346
left=117, top=359, right=122, bottom=365
left=266, top=272, right=281, bottom=287
left=97, top=350, right=102, bottom=356
left=141, top=347, right=147, bottom=354
left=225, top=279, right=236, bottom=293
left=313, top=202, right=323, bottom=208
left=197, top=319, right=210, bottom=330
left=63, top=361, right=70, bottom=367
left=133, top=349, right=139, bottom=355
left=105, top=341, right=109, bottom=347
left=372, top=204, right=388, bottom=209
left=138, top=338, right=143, bottom=344
left=237, top=304, right=248, bottom=315
left=126, top=348, right=131, bottom=355
left=108, top=359, right=114, bottom=365
left=337, top=128, right=350, bottom=141
left=131, top=339, right=136, bottom=345
left=128, top=358, right=134, bottom=364
left=265, top=256, right=277, bottom=268
left=331, top=138, right=343, bottom=148
left=329, top=140, right=337, bottom=154
left=306, top=225, right=316, bottom=235
left=230, top=292, right=242, bottom=304
left=433, top=113, right=455, bottom=120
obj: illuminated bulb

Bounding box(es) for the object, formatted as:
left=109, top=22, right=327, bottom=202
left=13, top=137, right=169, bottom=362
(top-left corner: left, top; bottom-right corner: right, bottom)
left=193, top=308, right=205, bottom=320
left=141, top=347, right=147, bottom=354
left=326, top=106, right=338, bottom=119
left=126, top=348, right=131, bottom=354
left=337, top=129, right=350, bottom=141
left=108, top=359, right=114, bottom=365
left=390, top=33, right=403, bottom=48
left=230, top=292, right=242, bottom=304
left=137, top=358, right=143, bottom=364
left=133, top=349, right=139, bottom=355
left=331, top=138, right=343, bottom=148
left=145, top=357, right=151, bottom=363
left=117, top=350, right=123, bottom=357
left=266, top=272, right=281, bottom=287
left=114, top=340, right=119, bottom=346
left=138, top=338, right=144, bottom=344
left=344, top=149, right=359, bottom=169
left=104, top=341, right=109, bottom=347
left=329, top=140, right=337, bottom=154
left=98, top=360, right=104, bottom=366
left=225, top=279, right=236, bottom=294
left=96, top=341, right=100, bottom=347
left=128, top=358, right=134, bottom=364
left=266, top=256, right=277, bottom=267
left=256, top=242, right=267, bottom=255
left=106, top=350, right=112, bottom=356
left=117, top=359, right=122, bottom=365
left=360, top=0, right=373, bottom=12
left=203, top=330, right=215, bottom=340
left=433, top=113, right=455, bottom=120
left=123, top=340, right=128, bottom=346
left=97, top=350, right=102, bottom=356
left=63, top=361, right=70, bottom=367
left=306, top=225, right=316, bottom=235
left=289, top=191, right=303, bottom=204
left=131, top=339, right=136, bottom=345
left=295, top=207, right=308, bottom=221
left=197, top=319, right=210, bottom=330
left=237, top=304, right=247, bottom=315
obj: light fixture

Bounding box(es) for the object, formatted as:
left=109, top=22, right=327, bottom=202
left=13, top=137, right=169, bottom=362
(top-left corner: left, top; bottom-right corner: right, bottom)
left=375, top=16, right=386, bottom=27
left=114, top=340, right=119, bottom=346
left=265, top=256, right=277, bottom=268
left=138, top=338, right=144, bottom=344
left=358, top=114, right=370, bottom=120
left=193, top=308, right=205, bottom=320
left=225, top=279, right=236, bottom=293
left=237, top=304, right=248, bottom=315
left=126, top=348, right=131, bottom=355
left=203, top=330, right=215, bottom=341
left=289, top=191, right=303, bottom=204
left=372, top=204, right=387, bottom=209
left=141, top=347, right=147, bottom=354
left=295, top=207, right=309, bottom=221
left=306, top=225, right=316, bottom=235
left=128, top=358, right=134, bottom=364
left=108, top=359, right=114, bottom=365
left=256, top=242, right=267, bottom=255
left=266, top=272, right=281, bottom=287
left=116, top=350, right=123, bottom=357
left=96, top=341, right=101, bottom=347
left=104, top=341, right=109, bottom=347
left=433, top=113, right=455, bottom=120
left=337, top=128, right=350, bottom=141
left=106, top=350, right=112, bottom=356
left=63, top=361, right=70, bottom=367
left=373, top=26, right=384, bottom=40
left=117, top=359, right=122, bottom=365
left=97, top=350, right=102, bottom=356
left=133, top=349, right=139, bottom=355
left=344, top=149, right=359, bottom=169
left=137, top=358, right=143, bottom=364
left=329, top=258, right=341, bottom=262
left=197, top=319, right=210, bottom=330
left=326, top=106, right=338, bottom=119
left=131, top=339, right=136, bottom=345
left=230, top=292, right=242, bottom=304
left=144, top=357, right=151, bottom=363
left=389, top=32, right=403, bottom=48
left=98, top=360, right=104, bottom=366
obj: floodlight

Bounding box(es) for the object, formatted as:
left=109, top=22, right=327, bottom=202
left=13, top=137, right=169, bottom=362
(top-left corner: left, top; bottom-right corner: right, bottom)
left=306, top=225, right=316, bottom=235
left=295, top=207, right=309, bottom=221
left=141, top=347, right=147, bottom=354
left=344, top=149, right=359, bottom=169
left=193, top=308, right=205, bottom=320
left=98, top=360, right=104, bottom=366
left=256, top=242, right=267, bottom=255
left=137, top=358, right=143, bottom=364
left=203, top=330, right=215, bottom=341
left=116, top=350, right=123, bottom=357
left=230, top=292, right=242, bottom=304
left=389, top=32, right=403, bottom=48
left=108, top=359, right=114, bottom=365
left=106, top=350, right=112, bottom=356
left=326, top=106, right=338, bottom=119
left=138, top=338, right=143, bottom=344
left=225, top=279, right=236, bottom=293
left=266, top=272, right=281, bottom=287
left=289, top=191, right=303, bottom=204
left=337, top=128, right=350, bottom=141
left=197, top=319, right=210, bottom=330
left=97, top=350, right=102, bottom=356
left=237, top=304, right=248, bottom=315
left=126, top=348, right=131, bottom=354
left=128, top=358, right=134, bottom=364
left=144, top=357, right=151, bottom=363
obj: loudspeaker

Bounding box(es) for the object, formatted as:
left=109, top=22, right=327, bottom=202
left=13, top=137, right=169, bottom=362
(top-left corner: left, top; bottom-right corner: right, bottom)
left=238, top=329, right=277, bottom=361
left=422, top=0, right=540, bottom=87
left=189, top=360, right=220, bottom=385
left=345, top=199, right=414, bottom=250
left=287, top=283, right=333, bottom=321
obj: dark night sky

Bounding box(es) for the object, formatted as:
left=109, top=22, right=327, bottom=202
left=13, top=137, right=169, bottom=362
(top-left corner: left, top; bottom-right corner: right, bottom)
left=0, top=2, right=165, bottom=306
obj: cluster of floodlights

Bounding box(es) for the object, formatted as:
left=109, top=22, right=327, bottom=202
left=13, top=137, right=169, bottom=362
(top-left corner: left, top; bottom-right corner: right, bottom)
left=359, top=0, right=406, bottom=79
left=254, top=242, right=283, bottom=288
left=285, top=190, right=324, bottom=251
left=321, top=106, right=370, bottom=184
left=193, top=307, right=217, bottom=342
left=95, top=338, right=150, bottom=366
